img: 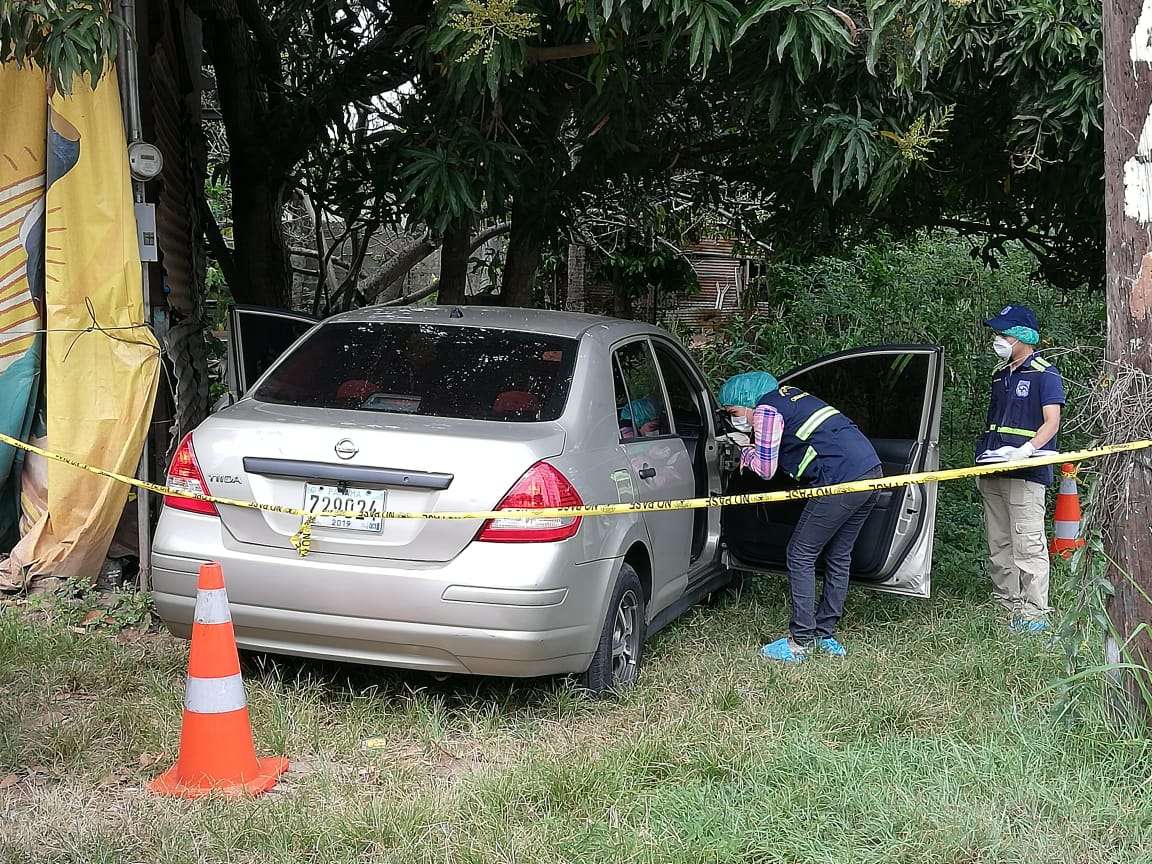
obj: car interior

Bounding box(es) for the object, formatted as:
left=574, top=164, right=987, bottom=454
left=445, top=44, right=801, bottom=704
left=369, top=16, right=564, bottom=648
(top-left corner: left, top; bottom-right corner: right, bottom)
left=251, top=320, right=579, bottom=422
left=721, top=350, right=935, bottom=581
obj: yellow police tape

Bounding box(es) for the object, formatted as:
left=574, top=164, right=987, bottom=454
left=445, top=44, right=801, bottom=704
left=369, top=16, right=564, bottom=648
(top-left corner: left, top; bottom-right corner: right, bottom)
left=0, top=430, right=1148, bottom=557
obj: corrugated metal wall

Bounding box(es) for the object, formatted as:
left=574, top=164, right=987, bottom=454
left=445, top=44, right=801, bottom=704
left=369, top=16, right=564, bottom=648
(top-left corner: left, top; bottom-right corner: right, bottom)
left=674, top=239, right=748, bottom=331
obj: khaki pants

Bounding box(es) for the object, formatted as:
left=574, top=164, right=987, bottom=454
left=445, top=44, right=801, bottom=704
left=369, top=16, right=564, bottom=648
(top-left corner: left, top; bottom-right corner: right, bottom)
left=977, top=476, right=1051, bottom=620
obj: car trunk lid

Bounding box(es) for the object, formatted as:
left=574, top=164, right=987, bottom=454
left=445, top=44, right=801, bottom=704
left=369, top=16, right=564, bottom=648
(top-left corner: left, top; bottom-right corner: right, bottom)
left=191, top=402, right=565, bottom=562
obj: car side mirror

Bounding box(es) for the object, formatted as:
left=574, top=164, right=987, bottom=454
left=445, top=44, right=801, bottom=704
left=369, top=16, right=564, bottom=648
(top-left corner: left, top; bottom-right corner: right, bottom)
left=212, top=391, right=237, bottom=413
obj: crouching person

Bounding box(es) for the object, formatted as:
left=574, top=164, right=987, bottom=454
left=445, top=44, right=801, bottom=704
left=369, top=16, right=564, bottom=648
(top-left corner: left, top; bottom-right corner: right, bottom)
left=720, top=371, right=883, bottom=663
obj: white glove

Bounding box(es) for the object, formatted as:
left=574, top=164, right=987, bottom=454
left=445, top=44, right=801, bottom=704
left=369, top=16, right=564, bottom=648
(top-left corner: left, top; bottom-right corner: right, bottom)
left=1001, top=443, right=1037, bottom=460
left=720, top=431, right=751, bottom=447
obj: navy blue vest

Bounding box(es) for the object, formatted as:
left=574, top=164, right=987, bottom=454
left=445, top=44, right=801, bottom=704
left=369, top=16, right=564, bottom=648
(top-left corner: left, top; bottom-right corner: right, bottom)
left=757, top=386, right=881, bottom=486
left=975, top=352, right=1066, bottom=486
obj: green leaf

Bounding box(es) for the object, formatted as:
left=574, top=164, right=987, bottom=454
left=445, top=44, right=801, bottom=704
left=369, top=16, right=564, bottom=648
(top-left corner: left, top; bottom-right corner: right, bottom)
left=808, top=20, right=824, bottom=67
left=689, top=9, right=706, bottom=67
left=706, top=7, right=724, bottom=58
left=777, top=14, right=798, bottom=61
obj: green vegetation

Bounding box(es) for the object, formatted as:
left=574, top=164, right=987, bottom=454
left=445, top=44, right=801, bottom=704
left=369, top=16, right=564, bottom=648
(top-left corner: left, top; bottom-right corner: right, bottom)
left=2, top=0, right=1103, bottom=305
left=679, top=233, right=1105, bottom=464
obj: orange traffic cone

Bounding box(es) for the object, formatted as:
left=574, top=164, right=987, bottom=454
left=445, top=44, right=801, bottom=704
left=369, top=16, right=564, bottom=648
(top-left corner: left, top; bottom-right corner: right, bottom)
left=150, top=562, right=288, bottom=797
left=1049, top=463, right=1086, bottom=558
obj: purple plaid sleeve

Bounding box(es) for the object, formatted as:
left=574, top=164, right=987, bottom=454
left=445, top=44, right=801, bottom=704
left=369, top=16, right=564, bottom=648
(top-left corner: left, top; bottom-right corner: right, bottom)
left=739, top=405, right=783, bottom=479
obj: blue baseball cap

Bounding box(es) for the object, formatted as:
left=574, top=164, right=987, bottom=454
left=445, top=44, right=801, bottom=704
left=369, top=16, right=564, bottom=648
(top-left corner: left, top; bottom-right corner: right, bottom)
left=984, top=304, right=1039, bottom=333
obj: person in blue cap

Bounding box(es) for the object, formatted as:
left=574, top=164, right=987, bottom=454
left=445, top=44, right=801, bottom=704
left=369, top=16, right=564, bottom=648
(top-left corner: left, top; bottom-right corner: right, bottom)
left=974, top=304, right=1065, bottom=633
left=721, top=370, right=882, bottom=664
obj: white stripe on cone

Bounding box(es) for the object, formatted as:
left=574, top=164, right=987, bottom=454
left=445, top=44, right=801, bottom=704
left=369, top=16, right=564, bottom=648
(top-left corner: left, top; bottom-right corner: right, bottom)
left=193, top=588, right=232, bottom=625
left=1055, top=521, right=1081, bottom=540
left=1059, top=479, right=1077, bottom=494
left=184, top=673, right=247, bottom=714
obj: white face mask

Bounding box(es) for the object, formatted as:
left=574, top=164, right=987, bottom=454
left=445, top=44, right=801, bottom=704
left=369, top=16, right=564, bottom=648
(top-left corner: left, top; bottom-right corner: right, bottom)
left=730, top=415, right=752, bottom=433
left=992, top=336, right=1015, bottom=361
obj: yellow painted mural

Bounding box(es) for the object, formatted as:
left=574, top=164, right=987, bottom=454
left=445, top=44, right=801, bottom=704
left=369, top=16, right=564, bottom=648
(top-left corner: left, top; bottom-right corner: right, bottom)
left=0, top=63, right=159, bottom=588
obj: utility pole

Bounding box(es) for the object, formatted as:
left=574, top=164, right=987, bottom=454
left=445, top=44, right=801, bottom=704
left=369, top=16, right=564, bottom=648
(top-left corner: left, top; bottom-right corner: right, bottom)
left=116, top=0, right=158, bottom=593
left=1103, top=0, right=1152, bottom=724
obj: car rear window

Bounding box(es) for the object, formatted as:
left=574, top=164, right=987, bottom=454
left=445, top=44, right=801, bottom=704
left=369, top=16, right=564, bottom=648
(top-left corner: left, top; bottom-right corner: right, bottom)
left=253, top=322, right=578, bottom=422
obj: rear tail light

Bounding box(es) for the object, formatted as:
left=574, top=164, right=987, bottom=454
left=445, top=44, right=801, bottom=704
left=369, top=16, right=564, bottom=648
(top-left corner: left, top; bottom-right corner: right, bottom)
left=477, top=462, right=582, bottom=543
left=164, top=433, right=219, bottom=516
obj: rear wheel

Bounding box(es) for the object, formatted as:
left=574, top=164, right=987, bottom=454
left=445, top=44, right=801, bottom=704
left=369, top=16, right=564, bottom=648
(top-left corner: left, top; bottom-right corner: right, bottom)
left=579, top=564, right=646, bottom=696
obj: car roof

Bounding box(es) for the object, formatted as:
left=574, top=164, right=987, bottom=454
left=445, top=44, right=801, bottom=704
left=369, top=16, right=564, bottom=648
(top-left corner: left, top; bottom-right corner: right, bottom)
left=325, top=304, right=663, bottom=342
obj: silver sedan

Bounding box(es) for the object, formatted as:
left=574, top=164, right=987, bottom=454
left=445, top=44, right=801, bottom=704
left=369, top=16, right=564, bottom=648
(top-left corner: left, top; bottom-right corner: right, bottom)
left=152, top=306, right=943, bottom=692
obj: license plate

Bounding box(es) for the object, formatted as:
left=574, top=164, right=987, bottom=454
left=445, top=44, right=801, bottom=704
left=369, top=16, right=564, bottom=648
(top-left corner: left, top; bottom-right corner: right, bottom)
left=303, top=484, right=386, bottom=532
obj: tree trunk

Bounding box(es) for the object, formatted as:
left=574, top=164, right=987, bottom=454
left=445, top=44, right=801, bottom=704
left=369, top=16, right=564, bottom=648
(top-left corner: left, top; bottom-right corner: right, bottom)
left=230, top=175, right=292, bottom=307
left=1102, top=0, right=1152, bottom=725
left=438, top=216, right=472, bottom=305
left=501, top=204, right=544, bottom=308
left=202, top=10, right=293, bottom=308
left=613, top=287, right=633, bottom=319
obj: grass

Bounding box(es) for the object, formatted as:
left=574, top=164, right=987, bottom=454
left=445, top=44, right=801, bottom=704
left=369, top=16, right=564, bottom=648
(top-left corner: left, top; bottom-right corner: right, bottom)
left=2, top=484, right=1151, bottom=863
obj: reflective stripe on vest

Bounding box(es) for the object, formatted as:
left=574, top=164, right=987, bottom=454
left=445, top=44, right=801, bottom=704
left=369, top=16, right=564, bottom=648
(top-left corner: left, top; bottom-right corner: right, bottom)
left=796, top=446, right=818, bottom=477
left=989, top=424, right=1036, bottom=438
left=796, top=406, right=840, bottom=441
left=793, top=407, right=841, bottom=477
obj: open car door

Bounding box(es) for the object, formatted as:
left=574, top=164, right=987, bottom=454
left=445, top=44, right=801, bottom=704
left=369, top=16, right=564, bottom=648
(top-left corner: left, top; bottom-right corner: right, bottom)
left=225, top=305, right=317, bottom=398
left=722, top=345, right=944, bottom=598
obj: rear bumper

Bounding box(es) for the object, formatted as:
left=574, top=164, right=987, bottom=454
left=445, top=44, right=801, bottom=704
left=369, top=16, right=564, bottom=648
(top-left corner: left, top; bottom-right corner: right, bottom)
left=151, top=510, right=617, bottom=678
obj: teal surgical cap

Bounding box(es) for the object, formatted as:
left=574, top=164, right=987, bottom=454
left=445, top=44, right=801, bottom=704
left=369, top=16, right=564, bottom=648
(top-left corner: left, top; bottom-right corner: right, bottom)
left=719, top=372, right=779, bottom=408
left=620, top=397, right=659, bottom=425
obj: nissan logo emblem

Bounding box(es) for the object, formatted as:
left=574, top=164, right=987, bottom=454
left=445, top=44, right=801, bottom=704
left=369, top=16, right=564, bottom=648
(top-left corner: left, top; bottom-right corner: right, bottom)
left=334, top=439, right=358, bottom=460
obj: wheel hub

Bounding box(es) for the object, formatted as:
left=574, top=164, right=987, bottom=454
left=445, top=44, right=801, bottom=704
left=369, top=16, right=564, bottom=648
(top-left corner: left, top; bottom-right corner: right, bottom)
left=611, top=589, right=641, bottom=686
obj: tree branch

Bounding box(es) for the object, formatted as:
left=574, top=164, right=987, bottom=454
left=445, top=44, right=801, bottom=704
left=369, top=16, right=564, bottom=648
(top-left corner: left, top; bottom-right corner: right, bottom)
left=380, top=278, right=441, bottom=306
left=289, top=245, right=350, bottom=269
left=933, top=217, right=1060, bottom=251
left=469, top=221, right=511, bottom=250
left=301, top=192, right=340, bottom=317
left=362, top=232, right=438, bottom=303
left=361, top=223, right=510, bottom=305
left=525, top=35, right=660, bottom=63
left=273, top=23, right=420, bottom=168
left=196, top=186, right=240, bottom=289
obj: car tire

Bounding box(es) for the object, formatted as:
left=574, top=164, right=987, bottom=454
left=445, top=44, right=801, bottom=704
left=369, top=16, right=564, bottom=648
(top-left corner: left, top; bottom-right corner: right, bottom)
left=579, top=564, right=646, bottom=696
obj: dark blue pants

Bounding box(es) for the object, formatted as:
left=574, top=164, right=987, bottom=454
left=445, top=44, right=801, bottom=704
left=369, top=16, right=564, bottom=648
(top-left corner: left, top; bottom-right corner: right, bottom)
left=785, top=468, right=882, bottom=644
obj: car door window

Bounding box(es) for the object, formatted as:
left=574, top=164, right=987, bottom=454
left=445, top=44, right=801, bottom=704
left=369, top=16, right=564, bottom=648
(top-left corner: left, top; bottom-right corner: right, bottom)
left=229, top=306, right=316, bottom=394
left=614, top=341, right=670, bottom=439
left=613, top=357, right=638, bottom=440
left=653, top=343, right=705, bottom=437
left=782, top=352, right=931, bottom=440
